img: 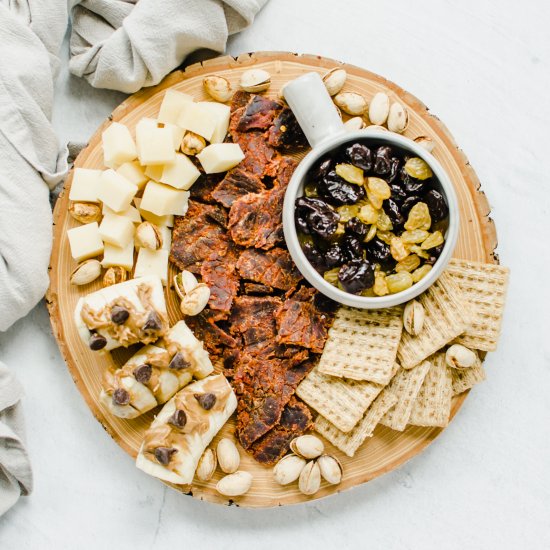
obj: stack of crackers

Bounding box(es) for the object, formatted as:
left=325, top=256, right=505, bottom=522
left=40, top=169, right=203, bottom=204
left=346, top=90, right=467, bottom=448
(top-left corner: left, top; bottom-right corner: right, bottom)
left=296, top=258, right=510, bottom=457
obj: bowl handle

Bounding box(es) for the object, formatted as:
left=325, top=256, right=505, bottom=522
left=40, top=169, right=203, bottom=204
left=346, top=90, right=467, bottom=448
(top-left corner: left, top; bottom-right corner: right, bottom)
left=283, top=72, right=345, bottom=149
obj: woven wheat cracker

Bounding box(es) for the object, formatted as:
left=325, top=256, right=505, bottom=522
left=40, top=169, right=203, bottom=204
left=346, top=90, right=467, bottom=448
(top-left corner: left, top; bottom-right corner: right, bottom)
left=409, top=353, right=453, bottom=427
left=296, top=367, right=383, bottom=433
left=447, top=258, right=510, bottom=351
left=397, top=272, right=470, bottom=369
left=380, top=361, right=432, bottom=431
left=451, top=356, right=487, bottom=394
left=315, top=390, right=398, bottom=457
left=317, top=307, right=403, bottom=384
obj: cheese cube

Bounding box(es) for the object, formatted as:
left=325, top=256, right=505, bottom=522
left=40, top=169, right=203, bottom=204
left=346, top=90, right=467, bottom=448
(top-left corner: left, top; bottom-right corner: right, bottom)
left=67, top=222, right=104, bottom=262
left=164, top=123, right=186, bottom=150
left=197, top=143, right=245, bottom=174
left=137, top=126, right=175, bottom=166
left=134, top=198, right=174, bottom=228
left=102, top=122, right=137, bottom=168
left=99, top=212, right=135, bottom=248
left=102, top=203, right=142, bottom=224
left=198, top=102, right=231, bottom=143
left=160, top=226, right=172, bottom=250
left=134, top=248, right=169, bottom=285
left=158, top=90, right=194, bottom=125
left=116, top=161, right=148, bottom=190
left=160, top=153, right=200, bottom=190
left=144, top=164, right=163, bottom=182
left=101, top=240, right=135, bottom=271
left=140, top=181, right=189, bottom=216
left=177, top=103, right=217, bottom=141
left=69, top=168, right=102, bottom=203
left=97, top=169, right=138, bottom=213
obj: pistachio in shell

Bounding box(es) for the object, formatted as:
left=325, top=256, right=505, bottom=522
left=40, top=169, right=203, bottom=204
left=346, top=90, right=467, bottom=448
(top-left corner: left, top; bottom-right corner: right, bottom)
left=216, top=471, right=253, bottom=497
left=173, top=270, right=199, bottom=300
left=68, top=202, right=102, bottom=224
left=322, top=68, right=347, bottom=96
left=103, top=266, right=127, bottom=287
left=196, top=448, right=217, bottom=482
left=203, top=75, right=233, bottom=102
left=445, top=344, right=477, bottom=369
left=387, top=102, right=409, bottom=133
left=333, top=92, right=368, bottom=116
left=290, top=435, right=324, bottom=459
left=135, top=221, right=163, bottom=250
left=217, top=438, right=240, bottom=474
left=344, top=117, right=367, bottom=131
left=70, top=259, right=102, bottom=286
left=368, top=92, right=390, bottom=125
left=239, top=69, right=271, bottom=93
left=273, top=454, right=306, bottom=485
left=180, top=131, right=206, bottom=156
left=298, top=460, right=321, bottom=496
left=317, top=455, right=343, bottom=485
left=180, top=283, right=210, bottom=316
left=414, top=136, right=435, bottom=153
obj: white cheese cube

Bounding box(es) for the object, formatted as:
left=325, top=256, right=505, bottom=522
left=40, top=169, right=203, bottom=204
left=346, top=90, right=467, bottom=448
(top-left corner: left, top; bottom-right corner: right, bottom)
left=137, top=126, right=176, bottom=166
left=134, top=198, right=174, bottom=227
left=97, top=169, right=138, bottom=213
left=140, top=181, right=189, bottom=216
left=116, top=161, right=148, bottom=190
left=160, top=226, right=172, bottom=250
left=160, top=153, right=200, bottom=190
left=102, top=203, right=142, bottom=224
left=101, top=240, right=135, bottom=271
left=158, top=90, right=194, bottom=125
left=134, top=248, right=169, bottom=285
left=69, top=168, right=102, bottom=203
left=102, top=122, right=137, bottom=168
left=198, top=102, right=231, bottom=143
left=164, top=123, right=185, bottom=150
left=99, top=212, right=135, bottom=248
left=144, top=164, right=163, bottom=182
left=177, top=103, right=217, bottom=141
left=67, top=222, right=104, bottom=262
left=197, top=143, right=245, bottom=174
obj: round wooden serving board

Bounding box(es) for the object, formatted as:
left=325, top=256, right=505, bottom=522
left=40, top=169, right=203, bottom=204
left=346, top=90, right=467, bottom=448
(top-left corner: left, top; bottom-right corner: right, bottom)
left=47, top=52, right=498, bottom=508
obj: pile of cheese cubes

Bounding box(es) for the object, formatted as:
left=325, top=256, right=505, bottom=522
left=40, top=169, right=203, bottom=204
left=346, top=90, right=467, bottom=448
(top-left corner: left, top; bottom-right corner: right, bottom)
left=66, top=89, right=244, bottom=285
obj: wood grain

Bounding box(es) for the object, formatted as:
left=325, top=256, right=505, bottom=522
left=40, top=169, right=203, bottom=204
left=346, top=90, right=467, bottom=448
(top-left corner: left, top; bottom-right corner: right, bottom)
left=47, top=52, right=498, bottom=508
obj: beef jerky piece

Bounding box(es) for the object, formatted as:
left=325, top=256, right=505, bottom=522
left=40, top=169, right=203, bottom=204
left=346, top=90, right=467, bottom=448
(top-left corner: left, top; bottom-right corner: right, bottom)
left=237, top=248, right=303, bottom=291
left=233, top=356, right=314, bottom=449
left=189, top=172, right=224, bottom=203
left=170, top=201, right=228, bottom=272
left=274, top=156, right=298, bottom=189
left=233, top=132, right=281, bottom=178
left=211, top=168, right=265, bottom=208
left=228, top=186, right=285, bottom=250
left=243, top=282, right=274, bottom=295
left=229, top=296, right=282, bottom=354
left=267, top=107, right=308, bottom=150
left=201, top=247, right=240, bottom=313
left=249, top=397, right=313, bottom=464
left=237, top=95, right=283, bottom=132
left=276, top=292, right=330, bottom=353
left=185, top=309, right=238, bottom=356
left=231, top=90, right=252, bottom=112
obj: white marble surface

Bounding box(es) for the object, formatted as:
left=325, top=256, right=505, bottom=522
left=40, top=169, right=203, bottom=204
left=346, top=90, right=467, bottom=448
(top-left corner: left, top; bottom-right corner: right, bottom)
left=1, top=1, right=549, bottom=548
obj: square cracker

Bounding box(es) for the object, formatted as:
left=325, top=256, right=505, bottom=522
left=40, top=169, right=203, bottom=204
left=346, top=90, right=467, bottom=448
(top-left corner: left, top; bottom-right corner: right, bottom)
left=317, top=307, right=403, bottom=385
left=447, top=258, right=510, bottom=351
left=296, top=367, right=384, bottom=433
left=409, top=353, right=453, bottom=428
left=451, top=355, right=487, bottom=394
left=380, top=360, right=432, bottom=431
left=315, top=390, right=398, bottom=457
left=397, top=272, right=470, bottom=369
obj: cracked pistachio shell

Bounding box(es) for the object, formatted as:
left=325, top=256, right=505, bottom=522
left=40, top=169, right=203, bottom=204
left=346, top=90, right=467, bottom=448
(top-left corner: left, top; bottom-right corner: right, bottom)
left=322, top=68, right=347, bottom=96
left=387, top=102, right=409, bottom=133
left=290, top=435, right=324, bottom=459
left=135, top=221, right=163, bottom=250
left=217, top=438, right=240, bottom=474
left=344, top=117, right=366, bottom=131
left=367, top=124, right=389, bottom=132
left=334, top=92, right=368, bottom=116
left=173, top=270, right=199, bottom=300
left=317, top=455, right=343, bottom=485
left=298, top=460, right=321, bottom=496
left=180, top=283, right=210, bottom=316
left=68, top=202, right=102, bottom=224
left=181, top=131, right=206, bottom=156
left=203, top=75, right=233, bottom=102
left=239, top=69, right=271, bottom=92
left=196, top=448, right=217, bottom=482
left=368, top=92, right=390, bottom=125
left=103, top=266, right=127, bottom=287
left=403, top=300, right=425, bottom=336
left=273, top=454, right=306, bottom=485
left=70, top=259, right=102, bottom=286
left=414, top=136, right=435, bottom=153
left=446, top=344, right=477, bottom=369
left=216, top=471, right=253, bottom=497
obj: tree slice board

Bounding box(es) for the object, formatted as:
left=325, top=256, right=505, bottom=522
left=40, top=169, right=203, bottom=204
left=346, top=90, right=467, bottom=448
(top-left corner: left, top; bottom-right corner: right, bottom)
left=47, top=52, right=498, bottom=508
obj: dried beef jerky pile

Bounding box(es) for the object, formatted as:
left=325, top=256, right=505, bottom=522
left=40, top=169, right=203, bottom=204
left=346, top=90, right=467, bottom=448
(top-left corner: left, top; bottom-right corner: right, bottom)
left=170, top=92, right=335, bottom=465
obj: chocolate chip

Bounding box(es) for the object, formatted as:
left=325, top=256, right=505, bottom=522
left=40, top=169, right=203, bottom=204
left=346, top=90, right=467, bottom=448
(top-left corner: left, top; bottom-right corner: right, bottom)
left=111, top=305, right=129, bottom=325
left=133, top=364, right=152, bottom=384
left=143, top=311, right=162, bottom=331
left=194, top=393, right=216, bottom=410
left=154, top=446, right=177, bottom=466
left=168, top=352, right=190, bottom=370
left=112, top=388, right=130, bottom=406
left=168, top=409, right=187, bottom=429
left=89, top=333, right=107, bottom=351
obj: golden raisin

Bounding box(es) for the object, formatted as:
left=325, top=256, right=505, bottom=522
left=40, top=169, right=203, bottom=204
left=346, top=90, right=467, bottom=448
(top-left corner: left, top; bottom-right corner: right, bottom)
left=404, top=157, right=433, bottom=180
left=336, top=163, right=364, bottom=185
left=373, top=272, right=389, bottom=296
left=409, top=245, right=431, bottom=259
left=358, top=203, right=379, bottom=224
left=376, top=230, right=395, bottom=245
left=376, top=210, right=393, bottom=231
left=366, top=189, right=384, bottom=210
left=304, top=182, right=318, bottom=198
left=390, top=236, right=409, bottom=261
left=367, top=177, right=391, bottom=200
left=421, top=230, right=444, bottom=250
left=401, top=229, right=429, bottom=244
left=412, top=264, right=433, bottom=282
left=337, top=204, right=360, bottom=222
left=323, top=268, right=340, bottom=285
left=364, top=224, right=377, bottom=242
left=395, top=254, right=421, bottom=273
left=386, top=272, right=414, bottom=294
left=404, top=202, right=431, bottom=231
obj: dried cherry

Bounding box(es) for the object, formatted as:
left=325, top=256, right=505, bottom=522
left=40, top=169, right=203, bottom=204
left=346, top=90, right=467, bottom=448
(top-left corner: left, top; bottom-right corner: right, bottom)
left=373, top=146, right=392, bottom=175
left=423, top=189, right=448, bottom=223
left=345, top=143, right=373, bottom=171
left=295, top=197, right=340, bottom=238
left=318, top=170, right=366, bottom=205
left=345, top=217, right=369, bottom=237
left=338, top=259, right=375, bottom=294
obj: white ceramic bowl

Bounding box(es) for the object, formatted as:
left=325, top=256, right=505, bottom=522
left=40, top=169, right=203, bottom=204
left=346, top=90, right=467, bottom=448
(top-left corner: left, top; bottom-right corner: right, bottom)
left=282, top=73, right=460, bottom=309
